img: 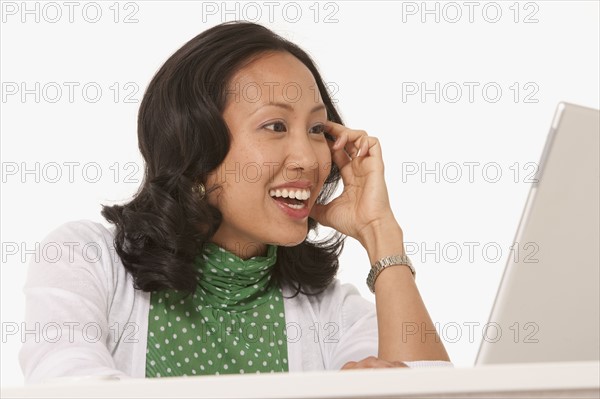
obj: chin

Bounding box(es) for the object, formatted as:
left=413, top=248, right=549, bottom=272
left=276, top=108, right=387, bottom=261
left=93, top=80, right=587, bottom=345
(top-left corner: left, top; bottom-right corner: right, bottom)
left=270, top=227, right=308, bottom=247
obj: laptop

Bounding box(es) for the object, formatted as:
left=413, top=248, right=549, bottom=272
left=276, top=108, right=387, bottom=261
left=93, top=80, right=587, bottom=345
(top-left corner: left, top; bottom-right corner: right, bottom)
left=475, top=102, right=600, bottom=365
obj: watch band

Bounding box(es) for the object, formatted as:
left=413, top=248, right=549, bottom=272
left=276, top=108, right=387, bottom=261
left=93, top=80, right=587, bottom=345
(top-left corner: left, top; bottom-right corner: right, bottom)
left=366, top=254, right=415, bottom=293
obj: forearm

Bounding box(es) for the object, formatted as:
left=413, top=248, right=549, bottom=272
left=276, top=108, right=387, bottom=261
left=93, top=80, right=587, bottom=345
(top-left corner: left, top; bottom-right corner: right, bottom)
left=358, top=219, right=451, bottom=362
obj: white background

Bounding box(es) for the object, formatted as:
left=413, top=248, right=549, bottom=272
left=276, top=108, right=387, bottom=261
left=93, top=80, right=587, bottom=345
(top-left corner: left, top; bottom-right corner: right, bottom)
left=1, top=0, right=599, bottom=387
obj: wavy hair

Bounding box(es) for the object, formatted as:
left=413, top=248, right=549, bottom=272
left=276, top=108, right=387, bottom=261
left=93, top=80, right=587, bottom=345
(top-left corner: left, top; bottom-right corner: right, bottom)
left=101, top=21, right=345, bottom=297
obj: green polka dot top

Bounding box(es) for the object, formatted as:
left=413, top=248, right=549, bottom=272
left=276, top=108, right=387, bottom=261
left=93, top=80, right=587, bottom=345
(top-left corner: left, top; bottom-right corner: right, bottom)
left=145, top=242, right=289, bottom=377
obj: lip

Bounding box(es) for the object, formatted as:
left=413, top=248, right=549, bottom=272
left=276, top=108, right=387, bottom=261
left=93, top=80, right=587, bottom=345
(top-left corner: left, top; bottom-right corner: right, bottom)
left=270, top=196, right=310, bottom=220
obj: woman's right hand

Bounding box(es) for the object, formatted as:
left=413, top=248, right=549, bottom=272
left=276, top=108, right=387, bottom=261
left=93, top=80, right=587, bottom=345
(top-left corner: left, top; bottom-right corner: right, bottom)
left=341, top=356, right=408, bottom=370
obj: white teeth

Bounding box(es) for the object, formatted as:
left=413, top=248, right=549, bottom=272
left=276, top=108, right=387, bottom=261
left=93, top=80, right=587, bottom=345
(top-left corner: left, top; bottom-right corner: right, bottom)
left=269, top=188, right=311, bottom=201
left=284, top=203, right=305, bottom=209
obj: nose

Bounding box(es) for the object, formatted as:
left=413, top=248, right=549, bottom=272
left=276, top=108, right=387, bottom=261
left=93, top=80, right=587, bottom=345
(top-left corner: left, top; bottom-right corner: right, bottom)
left=283, top=131, right=320, bottom=180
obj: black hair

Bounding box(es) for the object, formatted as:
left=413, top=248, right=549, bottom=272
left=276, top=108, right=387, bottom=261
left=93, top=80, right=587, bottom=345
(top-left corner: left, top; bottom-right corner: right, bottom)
left=101, top=21, right=345, bottom=297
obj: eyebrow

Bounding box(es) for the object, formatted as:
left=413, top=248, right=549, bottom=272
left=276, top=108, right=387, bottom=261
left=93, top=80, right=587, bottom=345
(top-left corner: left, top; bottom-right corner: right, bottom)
left=250, top=102, right=326, bottom=116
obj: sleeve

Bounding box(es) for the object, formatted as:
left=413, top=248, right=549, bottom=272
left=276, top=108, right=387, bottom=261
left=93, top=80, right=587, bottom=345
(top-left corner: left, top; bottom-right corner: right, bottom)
left=325, top=282, right=454, bottom=370
left=18, top=220, right=131, bottom=384
left=325, top=282, right=380, bottom=370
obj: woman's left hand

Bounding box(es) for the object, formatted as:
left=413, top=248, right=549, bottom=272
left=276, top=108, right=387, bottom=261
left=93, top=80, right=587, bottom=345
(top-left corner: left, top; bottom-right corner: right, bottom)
left=310, top=120, right=397, bottom=243
left=341, top=356, right=408, bottom=370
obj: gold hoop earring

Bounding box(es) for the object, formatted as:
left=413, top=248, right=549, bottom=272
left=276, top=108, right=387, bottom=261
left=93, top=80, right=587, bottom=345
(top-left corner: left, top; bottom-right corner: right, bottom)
left=192, top=182, right=206, bottom=200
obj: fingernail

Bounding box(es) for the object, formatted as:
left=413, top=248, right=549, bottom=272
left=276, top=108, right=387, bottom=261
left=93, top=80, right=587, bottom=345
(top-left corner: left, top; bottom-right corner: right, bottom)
left=356, top=148, right=361, bottom=158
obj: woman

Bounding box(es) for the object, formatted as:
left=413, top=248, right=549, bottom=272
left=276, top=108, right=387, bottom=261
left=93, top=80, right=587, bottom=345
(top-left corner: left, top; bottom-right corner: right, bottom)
left=19, top=21, right=451, bottom=383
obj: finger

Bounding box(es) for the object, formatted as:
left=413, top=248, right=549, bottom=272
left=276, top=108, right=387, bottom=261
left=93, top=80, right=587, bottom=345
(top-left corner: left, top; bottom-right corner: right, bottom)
left=331, top=141, right=352, bottom=170
left=368, top=136, right=382, bottom=158
left=355, top=136, right=382, bottom=160
left=325, top=130, right=353, bottom=171
left=330, top=128, right=348, bottom=151
left=325, top=121, right=378, bottom=161
left=340, top=357, right=403, bottom=370
left=354, top=136, right=364, bottom=158
left=325, top=120, right=368, bottom=156
left=341, top=361, right=357, bottom=370
left=359, top=136, right=369, bottom=157
left=360, top=356, right=396, bottom=368
left=326, top=120, right=367, bottom=141
left=309, top=202, right=332, bottom=228
left=363, top=356, right=380, bottom=367
left=356, top=361, right=394, bottom=369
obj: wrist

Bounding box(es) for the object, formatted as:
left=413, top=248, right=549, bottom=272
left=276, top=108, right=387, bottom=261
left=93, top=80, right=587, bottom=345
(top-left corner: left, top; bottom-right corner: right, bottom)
left=367, top=253, right=415, bottom=293
left=357, top=218, right=405, bottom=265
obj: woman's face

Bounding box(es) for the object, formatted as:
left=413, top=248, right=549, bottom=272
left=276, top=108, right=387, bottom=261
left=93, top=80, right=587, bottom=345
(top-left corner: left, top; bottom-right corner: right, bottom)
left=205, top=51, right=332, bottom=259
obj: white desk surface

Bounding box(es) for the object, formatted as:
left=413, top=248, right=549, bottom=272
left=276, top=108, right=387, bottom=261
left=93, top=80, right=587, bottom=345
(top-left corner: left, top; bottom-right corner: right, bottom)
left=2, top=361, right=599, bottom=399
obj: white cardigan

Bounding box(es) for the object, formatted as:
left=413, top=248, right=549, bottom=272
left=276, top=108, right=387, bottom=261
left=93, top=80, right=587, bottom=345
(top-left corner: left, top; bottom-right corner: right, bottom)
left=19, top=220, right=453, bottom=384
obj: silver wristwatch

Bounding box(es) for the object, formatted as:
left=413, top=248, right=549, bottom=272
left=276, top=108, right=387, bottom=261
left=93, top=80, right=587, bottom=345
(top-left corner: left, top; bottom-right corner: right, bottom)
left=366, top=254, right=415, bottom=293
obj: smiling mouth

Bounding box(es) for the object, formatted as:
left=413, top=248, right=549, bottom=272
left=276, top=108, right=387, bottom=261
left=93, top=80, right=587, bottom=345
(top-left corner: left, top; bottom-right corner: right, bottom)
left=269, top=188, right=310, bottom=209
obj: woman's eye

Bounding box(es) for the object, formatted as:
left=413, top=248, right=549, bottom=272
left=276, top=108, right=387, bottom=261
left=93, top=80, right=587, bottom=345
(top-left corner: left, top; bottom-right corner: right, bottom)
left=310, top=124, right=326, bottom=135
left=263, top=121, right=287, bottom=132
